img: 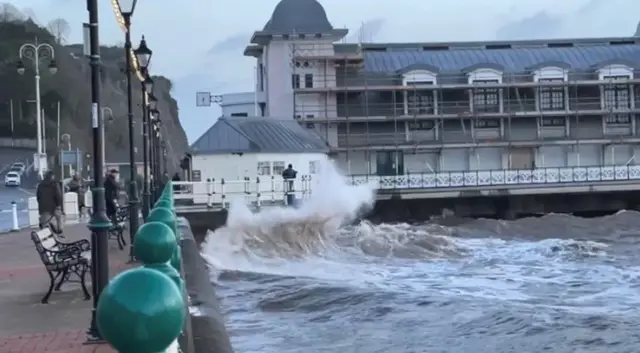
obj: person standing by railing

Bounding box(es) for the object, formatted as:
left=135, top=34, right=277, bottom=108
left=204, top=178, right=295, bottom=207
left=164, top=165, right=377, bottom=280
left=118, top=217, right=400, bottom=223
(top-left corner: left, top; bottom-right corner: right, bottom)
left=282, top=164, right=297, bottom=206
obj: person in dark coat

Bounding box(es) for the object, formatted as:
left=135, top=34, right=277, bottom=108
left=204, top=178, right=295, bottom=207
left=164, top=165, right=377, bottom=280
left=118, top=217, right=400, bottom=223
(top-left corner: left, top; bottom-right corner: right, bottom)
left=104, top=169, right=119, bottom=220
left=281, top=164, right=297, bottom=206
left=36, top=171, right=63, bottom=233
left=172, top=172, right=181, bottom=192
left=67, top=174, right=86, bottom=218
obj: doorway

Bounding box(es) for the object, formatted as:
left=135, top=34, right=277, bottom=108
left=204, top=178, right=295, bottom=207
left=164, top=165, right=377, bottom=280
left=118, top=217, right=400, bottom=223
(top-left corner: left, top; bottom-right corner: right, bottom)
left=510, top=147, right=534, bottom=169
left=376, top=151, right=404, bottom=176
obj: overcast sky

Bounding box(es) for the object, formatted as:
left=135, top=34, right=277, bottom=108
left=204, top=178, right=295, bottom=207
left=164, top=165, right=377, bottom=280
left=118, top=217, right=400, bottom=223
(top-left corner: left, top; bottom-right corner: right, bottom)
left=6, top=0, right=640, bottom=142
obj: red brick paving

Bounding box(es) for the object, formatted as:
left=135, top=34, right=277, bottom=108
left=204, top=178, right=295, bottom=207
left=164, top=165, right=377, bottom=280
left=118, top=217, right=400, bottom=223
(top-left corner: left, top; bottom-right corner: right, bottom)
left=0, top=225, right=132, bottom=353
left=0, top=331, right=115, bottom=352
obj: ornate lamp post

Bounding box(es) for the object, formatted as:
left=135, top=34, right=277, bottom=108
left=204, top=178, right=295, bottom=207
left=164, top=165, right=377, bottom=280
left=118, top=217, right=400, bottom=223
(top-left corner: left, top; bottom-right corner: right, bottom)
left=17, top=39, right=57, bottom=180
left=115, top=0, right=140, bottom=238
left=147, top=94, right=158, bottom=203
left=85, top=0, right=112, bottom=343
left=150, top=109, right=161, bottom=201
left=134, top=36, right=152, bottom=222
left=101, top=107, right=113, bottom=171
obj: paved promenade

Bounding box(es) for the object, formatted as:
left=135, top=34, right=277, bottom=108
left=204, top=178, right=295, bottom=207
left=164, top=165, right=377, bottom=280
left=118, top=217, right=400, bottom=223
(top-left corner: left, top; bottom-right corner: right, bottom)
left=0, top=224, right=132, bottom=352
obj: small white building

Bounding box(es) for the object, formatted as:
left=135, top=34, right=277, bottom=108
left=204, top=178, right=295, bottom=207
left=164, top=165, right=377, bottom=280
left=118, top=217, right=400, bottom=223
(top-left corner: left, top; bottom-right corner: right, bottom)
left=189, top=116, right=328, bottom=183
left=218, top=92, right=264, bottom=117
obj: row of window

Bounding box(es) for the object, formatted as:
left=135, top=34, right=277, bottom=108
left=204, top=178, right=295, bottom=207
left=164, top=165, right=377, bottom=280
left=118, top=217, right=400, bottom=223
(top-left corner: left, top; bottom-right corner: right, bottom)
left=405, top=116, right=632, bottom=131
left=292, top=74, right=314, bottom=89
left=401, top=79, right=632, bottom=113
left=257, top=160, right=322, bottom=176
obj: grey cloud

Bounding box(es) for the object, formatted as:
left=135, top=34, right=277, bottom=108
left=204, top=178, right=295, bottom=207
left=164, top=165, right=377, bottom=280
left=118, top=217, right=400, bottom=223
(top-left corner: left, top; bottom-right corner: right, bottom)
left=347, top=18, right=384, bottom=43
left=208, top=33, right=251, bottom=54
left=495, top=11, right=563, bottom=40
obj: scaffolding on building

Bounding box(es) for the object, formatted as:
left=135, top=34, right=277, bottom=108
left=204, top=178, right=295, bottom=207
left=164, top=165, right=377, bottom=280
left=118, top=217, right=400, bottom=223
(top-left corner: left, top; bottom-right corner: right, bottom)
left=290, top=41, right=640, bottom=174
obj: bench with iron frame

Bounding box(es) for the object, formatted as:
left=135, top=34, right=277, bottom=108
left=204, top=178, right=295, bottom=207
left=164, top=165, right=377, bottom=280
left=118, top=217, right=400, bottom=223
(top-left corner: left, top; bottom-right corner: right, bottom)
left=108, top=205, right=129, bottom=250
left=30, top=227, right=91, bottom=304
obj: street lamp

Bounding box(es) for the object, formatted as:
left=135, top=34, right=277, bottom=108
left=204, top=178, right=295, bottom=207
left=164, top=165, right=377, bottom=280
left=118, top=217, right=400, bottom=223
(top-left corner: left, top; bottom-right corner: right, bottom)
left=150, top=109, right=160, bottom=202
left=17, top=39, right=58, bottom=180
left=116, top=0, right=140, bottom=240
left=134, top=36, right=152, bottom=223
left=147, top=95, right=158, bottom=202
left=86, top=0, right=112, bottom=343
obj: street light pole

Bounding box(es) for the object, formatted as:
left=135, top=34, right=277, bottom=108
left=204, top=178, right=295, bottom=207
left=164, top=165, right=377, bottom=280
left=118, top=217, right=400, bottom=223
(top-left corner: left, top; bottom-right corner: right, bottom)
left=149, top=110, right=156, bottom=201
left=133, top=36, right=153, bottom=221
left=85, top=0, right=112, bottom=343
left=17, top=39, right=58, bottom=180
left=117, top=0, right=140, bottom=240
left=101, top=107, right=113, bottom=172
left=150, top=110, right=160, bottom=201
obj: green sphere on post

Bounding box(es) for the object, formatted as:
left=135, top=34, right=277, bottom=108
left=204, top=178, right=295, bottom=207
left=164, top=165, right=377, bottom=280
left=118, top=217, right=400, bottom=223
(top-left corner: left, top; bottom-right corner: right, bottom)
left=162, top=181, right=173, bottom=199
left=134, top=221, right=184, bottom=292
left=146, top=207, right=181, bottom=273
left=148, top=207, right=177, bottom=237
left=154, top=198, right=174, bottom=211
left=96, top=267, right=185, bottom=353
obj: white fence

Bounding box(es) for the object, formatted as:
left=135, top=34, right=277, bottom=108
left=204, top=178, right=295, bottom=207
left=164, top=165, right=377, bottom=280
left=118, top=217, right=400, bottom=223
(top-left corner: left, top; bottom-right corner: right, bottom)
left=174, top=175, right=314, bottom=208
left=173, top=165, right=640, bottom=206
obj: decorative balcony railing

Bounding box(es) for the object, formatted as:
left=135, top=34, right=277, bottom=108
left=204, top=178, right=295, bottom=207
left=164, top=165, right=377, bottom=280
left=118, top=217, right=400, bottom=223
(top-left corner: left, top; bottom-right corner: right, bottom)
left=347, top=165, right=640, bottom=189
left=172, top=165, right=640, bottom=207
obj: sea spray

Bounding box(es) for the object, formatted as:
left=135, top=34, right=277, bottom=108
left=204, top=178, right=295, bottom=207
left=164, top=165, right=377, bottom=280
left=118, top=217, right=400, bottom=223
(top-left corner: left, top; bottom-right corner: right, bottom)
left=201, top=157, right=376, bottom=263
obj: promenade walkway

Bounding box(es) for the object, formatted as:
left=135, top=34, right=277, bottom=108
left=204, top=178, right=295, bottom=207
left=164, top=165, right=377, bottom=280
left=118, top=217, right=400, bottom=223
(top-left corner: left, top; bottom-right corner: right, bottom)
left=0, top=225, right=132, bottom=352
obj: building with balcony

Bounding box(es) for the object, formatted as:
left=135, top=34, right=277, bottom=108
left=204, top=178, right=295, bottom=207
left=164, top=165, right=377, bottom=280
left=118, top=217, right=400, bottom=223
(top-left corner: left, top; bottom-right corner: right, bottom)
left=244, top=0, right=640, bottom=179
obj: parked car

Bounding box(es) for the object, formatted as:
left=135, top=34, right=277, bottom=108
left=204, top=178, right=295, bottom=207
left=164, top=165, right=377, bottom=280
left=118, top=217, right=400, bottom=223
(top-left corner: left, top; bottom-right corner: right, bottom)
left=4, top=172, right=21, bottom=187
left=8, top=167, right=23, bottom=175
left=10, top=162, right=25, bottom=174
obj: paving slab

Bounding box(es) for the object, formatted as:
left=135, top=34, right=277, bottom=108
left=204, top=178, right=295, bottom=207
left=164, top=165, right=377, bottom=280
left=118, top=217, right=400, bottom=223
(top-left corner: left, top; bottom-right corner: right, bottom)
left=0, top=224, right=134, bottom=352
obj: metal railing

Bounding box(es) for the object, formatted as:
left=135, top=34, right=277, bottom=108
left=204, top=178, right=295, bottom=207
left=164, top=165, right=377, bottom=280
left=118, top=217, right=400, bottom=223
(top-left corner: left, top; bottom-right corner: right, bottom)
left=171, top=165, right=640, bottom=205
left=294, top=97, right=629, bottom=119
left=173, top=176, right=315, bottom=208
left=348, top=165, right=640, bottom=189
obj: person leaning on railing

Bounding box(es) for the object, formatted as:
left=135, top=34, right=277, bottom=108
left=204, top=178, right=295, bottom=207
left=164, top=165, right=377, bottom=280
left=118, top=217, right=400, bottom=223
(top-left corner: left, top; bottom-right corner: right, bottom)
left=282, top=164, right=297, bottom=206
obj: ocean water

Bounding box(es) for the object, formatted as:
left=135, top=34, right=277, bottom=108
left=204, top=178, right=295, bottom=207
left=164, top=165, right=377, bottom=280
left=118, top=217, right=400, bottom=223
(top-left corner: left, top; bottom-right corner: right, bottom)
left=201, top=159, right=640, bottom=353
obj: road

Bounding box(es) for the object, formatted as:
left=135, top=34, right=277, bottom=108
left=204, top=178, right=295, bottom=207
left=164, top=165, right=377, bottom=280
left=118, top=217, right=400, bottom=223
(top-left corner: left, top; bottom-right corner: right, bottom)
left=0, top=186, right=33, bottom=232
left=0, top=148, right=38, bottom=232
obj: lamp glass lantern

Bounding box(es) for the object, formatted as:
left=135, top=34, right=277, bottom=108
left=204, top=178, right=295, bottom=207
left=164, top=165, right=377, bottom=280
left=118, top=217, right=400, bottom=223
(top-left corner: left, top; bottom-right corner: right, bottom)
left=134, top=36, right=152, bottom=70
left=16, top=60, right=25, bottom=75
left=143, top=75, right=154, bottom=93
left=48, top=60, right=58, bottom=75
left=148, top=95, right=158, bottom=110
left=117, top=0, right=138, bottom=16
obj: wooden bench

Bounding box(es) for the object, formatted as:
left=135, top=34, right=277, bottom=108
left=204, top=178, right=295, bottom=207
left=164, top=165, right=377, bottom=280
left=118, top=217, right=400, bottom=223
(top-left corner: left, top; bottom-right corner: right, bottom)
left=108, top=205, right=129, bottom=250
left=30, top=227, right=91, bottom=304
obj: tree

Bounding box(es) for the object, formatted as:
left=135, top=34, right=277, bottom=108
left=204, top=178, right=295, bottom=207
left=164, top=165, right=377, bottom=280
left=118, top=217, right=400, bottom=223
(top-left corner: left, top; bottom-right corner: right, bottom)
left=47, top=18, right=70, bottom=44
left=0, top=3, right=24, bottom=23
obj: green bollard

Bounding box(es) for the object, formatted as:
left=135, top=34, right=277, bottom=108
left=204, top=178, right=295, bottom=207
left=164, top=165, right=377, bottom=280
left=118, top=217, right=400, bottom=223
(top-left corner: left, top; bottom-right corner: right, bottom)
left=154, top=198, right=174, bottom=211
left=147, top=207, right=181, bottom=272
left=134, top=222, right=184, bottom=293
left=97, top=267, right=184, bottom=353
left=162, top=181, right=173, bottom=199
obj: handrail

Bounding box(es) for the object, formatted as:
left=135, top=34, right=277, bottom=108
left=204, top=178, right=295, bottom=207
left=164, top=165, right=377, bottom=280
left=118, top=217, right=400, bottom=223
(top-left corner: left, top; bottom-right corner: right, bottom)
left=96, top=182, right=191, bottom=353
left=171, top=165, right=640, bottom=205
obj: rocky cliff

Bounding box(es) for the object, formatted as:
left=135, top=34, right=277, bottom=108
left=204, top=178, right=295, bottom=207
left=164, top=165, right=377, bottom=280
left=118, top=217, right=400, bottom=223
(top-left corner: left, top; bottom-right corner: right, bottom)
left=0, top=13, right=189, bottom=172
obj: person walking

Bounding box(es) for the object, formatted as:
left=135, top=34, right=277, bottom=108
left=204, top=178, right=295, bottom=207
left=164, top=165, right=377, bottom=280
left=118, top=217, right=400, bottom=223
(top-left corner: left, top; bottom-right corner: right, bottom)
left=67, top=174, right=86, bottom=219
left=36, top=171, right=64, bottom=234
left=104, top=169, right=119, bottom=221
